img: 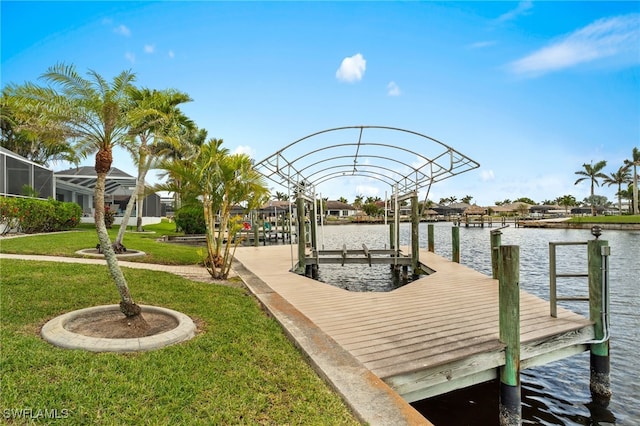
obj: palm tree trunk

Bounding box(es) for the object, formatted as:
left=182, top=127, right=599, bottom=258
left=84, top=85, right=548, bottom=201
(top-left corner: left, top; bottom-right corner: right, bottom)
left=634, top=165, right=638, bottom=215
left=95, top=148, right=142, bottom=318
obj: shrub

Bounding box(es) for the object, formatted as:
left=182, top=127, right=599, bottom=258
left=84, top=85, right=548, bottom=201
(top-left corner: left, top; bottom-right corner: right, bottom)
left=0, top=197, right=82, bottom=234
left=174, top=204, right=206, bottom=234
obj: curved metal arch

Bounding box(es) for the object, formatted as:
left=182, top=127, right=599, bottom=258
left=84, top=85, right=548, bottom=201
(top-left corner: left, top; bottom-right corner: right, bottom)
left=296, top=153, right=431, bottom=183
left=313, top=169, right=407, bottom=189
left=305, top=164, right=407, bottom=188
left=254, top=125, right=480, bottom=199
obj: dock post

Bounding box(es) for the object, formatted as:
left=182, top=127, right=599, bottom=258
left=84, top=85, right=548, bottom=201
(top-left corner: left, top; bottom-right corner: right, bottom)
left=498, top=245, right=521, bottom=426
left=311, top=198, right=319, bottom=251
left=389, top=222, right=395, bottom=251
left=411, top=193, right=420, bottom=274
left=295, top=196, right=306, bottom=274
left=427, top=224, right=434, bottom=252
left=490, top=229, right=502, bottom=279
left=452, top=225, right=460, bottom=263
left=588, top=237, right=611, bottom=405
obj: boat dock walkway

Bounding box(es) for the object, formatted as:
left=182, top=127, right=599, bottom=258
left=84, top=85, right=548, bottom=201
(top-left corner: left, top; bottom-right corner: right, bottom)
left=232, top=244, right=594, bottom=425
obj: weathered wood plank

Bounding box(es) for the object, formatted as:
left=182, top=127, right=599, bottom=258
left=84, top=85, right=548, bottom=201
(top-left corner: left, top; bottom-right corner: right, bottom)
left=233, top=244, right=595, bottom=401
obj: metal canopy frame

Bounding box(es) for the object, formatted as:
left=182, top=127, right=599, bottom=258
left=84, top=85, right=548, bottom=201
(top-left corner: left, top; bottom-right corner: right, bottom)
left=254, top=126, right=480, bottom=199
left=256, top=126, right=480, bottom=199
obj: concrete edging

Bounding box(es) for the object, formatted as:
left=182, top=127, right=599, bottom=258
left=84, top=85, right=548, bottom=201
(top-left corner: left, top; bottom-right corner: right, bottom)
left=41, top=304, right=196, bottom=352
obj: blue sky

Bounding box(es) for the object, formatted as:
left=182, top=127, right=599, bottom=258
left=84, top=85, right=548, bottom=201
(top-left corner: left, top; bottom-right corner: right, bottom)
left=2, top=1, right=639, bottom=206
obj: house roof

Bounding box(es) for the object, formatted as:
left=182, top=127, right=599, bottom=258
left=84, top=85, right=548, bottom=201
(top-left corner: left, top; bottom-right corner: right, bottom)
left=55, top=167, right=137, bottom=194
left=464, top=204, right=486, bottom=215
left=260, top=200, right=293, bottom=212
left=325, top=200, right=355, bottom=210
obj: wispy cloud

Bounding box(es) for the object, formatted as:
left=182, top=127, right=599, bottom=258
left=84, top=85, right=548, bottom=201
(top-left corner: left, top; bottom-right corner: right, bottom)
left=125, top=51, right=135, bottom=64
left=144, top=44, right=155, bottom=54
left=168, top=50, right=175, bottom=59
left=509, top=14, right=640, bottom=77
left=480, top=170, right=495, bottom=181
left=387, top=81, right=401, bottom=96
left=114, top=24, right=131, bottom=37
left=468, top=40, right=497, bottom=49
left=336, top=53, right=366, bottom=83
left=496, top=1, right=533, bottom=23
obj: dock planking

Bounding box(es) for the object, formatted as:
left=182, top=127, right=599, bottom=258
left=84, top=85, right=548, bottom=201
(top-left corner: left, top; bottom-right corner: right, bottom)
left=233, top=244, right=594, bottom=402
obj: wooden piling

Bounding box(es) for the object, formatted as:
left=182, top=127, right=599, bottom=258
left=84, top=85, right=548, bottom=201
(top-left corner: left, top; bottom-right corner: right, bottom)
left=588, top=239, right=611, bottom=404
left=411, top=194, right=420, bottom=273
left=427, top=224, right=434, bottom=252
left=389, top=222, right=396, bottom=251
left=452, top=226, right=460, bottom=263
left=498, top=245, right=521, bottom=426
left=490, top=229, right=502, bottom=279
left=253, top=211, right=259, bottom=247
left=296, top=196, right=306, bottom=273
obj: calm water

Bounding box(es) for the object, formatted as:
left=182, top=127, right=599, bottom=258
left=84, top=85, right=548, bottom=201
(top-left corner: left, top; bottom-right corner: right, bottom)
left=315, top=222, right=639, bottom=425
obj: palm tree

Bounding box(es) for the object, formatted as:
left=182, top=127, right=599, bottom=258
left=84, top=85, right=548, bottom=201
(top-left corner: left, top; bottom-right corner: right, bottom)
left=461, top=195, right=473, bottom=204
left=574, top=160, right=608, bottom=216
left=556, top=194, right=577, bottom=215
left=23, top=64, right=142, bottom=319
left=113, top=87, right=193, bottom=247
left=353, top=194, right=364, bottom=209
left=623, top=147, right=639, bottom=215
left=158, top=138, right=269, bottom=279
left=1, top=85, right=79, bottom=166
left=338, top=196, right=348, bottom=204
left=603, top=166, right=632, bottom=214
left=274, top=191, right=289, bottom=201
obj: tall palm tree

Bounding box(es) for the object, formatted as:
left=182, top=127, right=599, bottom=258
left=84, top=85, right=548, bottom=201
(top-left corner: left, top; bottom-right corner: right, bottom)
left=574, top=160, right=608, bottom=216
left=24, top=64, right=142, bottom=319
left=113, top=87, right=193, bottom=246
left=623, top=147, right=639, bottom=215
left=603, top=166, right=632, bottom=214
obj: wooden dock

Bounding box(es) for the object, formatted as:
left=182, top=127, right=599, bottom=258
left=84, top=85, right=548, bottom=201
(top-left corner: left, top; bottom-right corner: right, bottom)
left=232, top=244, right=594, bottom=403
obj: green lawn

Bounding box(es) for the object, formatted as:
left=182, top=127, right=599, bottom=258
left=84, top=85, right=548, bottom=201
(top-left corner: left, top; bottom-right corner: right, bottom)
left=0, top=221, right=203, bottom=265
left=0, top=225, right=360, bottom=425
left=568, top=215, right=640, bottom=224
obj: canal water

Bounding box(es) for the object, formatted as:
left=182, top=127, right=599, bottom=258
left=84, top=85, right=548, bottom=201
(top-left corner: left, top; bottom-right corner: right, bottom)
left=315, top=222, right=639, bottom=425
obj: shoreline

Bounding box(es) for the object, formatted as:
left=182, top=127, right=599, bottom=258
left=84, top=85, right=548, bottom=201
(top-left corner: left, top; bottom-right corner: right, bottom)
left=322, top=219, right=640, bottom=231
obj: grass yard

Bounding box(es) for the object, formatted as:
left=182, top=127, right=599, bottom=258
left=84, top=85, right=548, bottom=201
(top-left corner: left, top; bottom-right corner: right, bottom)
left=568, top=215, right=640, bottom=224
left=0, top=223, right=359, bottom=424
left=0, top=221, right=203, bottom=265
left=0, top=260, right=359, bottom=425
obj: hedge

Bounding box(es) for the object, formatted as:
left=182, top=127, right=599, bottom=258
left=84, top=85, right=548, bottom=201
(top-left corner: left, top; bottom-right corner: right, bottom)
left=0, top=197, right=82, bottom=234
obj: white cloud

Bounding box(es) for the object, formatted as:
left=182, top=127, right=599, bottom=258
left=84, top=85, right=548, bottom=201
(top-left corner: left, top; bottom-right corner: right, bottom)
left=234, top=145, right=256, bottom=159
left=496, top=1, right=533, bottom=23
left=480, top=170, right=495, bottom=181
left=387, top=81, right=401, bottom=96
left=509, top=14, right=640, bottom=77
left=144, top=44, right=155, bottom=54
left=125, top=51, right=136, bottom=64
left=168, top=50, right=175, bottom=59
left=336, top=53, right=366, bottom=83
left=114, top=24, right=131, bottom=37
left=355, top=184, right=379, bottom=197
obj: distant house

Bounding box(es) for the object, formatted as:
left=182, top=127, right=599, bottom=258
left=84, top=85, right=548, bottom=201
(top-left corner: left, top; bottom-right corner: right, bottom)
left=325, top=200, right=357, bottom=218
left=0, top=147, right=54, bottom=199
left=55, top=166, right=162, bottom=218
